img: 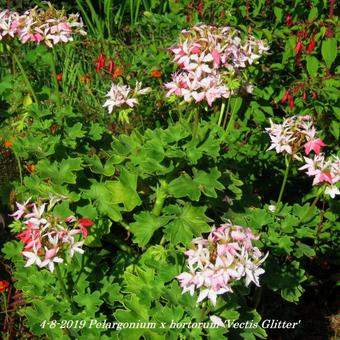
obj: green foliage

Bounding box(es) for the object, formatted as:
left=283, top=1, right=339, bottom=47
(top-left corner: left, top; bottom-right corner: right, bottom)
left=0, top=1, right=339, bottom=339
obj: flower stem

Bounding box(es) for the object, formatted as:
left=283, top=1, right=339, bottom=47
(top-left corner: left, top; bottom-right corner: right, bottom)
left=152, top=180, right=168, bottom=217
left=217, top=101, right=226, bottom=126
left=276, top=156, right=290, bottom=207
left=8, top=45, right=39, bottom=104
left=224, top=98, right=236, bottom=132
left=55, top=265, right=74, bottom=311
left=222, top=98, right=231, bottom=129
left=300, top=189, right=323, bottom=225
left=192, top=109, right=200, bottom=141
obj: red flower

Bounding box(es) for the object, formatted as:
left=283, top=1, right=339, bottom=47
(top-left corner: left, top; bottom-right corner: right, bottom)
left=56, top=73, right=63, bottom=81
left=96, top=53, right=106, bottom=72
left=151, top=70, right=162, bottom=77
left=285, top=15, right=293, bottom=27
left=281, top=89, right=290, bottom=103
left=295, top=40, right=303, bottom=55
left=197, top=1, right=204, bottom=17
left=289, top=95, right=294, bottom=110
left=307, top=38, right=316, bottom=54
left=78, top=218, right=94, bottom=238
left=0, top=280, right=9, bottom=293
left=108, top=58, right=114, bottom=74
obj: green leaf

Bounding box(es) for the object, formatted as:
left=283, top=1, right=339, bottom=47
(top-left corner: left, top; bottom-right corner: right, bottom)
left=76, top=204, right=98, bottom=220
left=168, top=174, right=200, bottom=201
left=82, top=181, right=122, bottom=221
left=273, top=7, right=283, bottom=25
left=330, top=121, right=339, bottom=139
left=306, top=56, right=319, bottom=77
left=74, top=291, right=103, bottom=314
left=53, top=201, right=73, bottom=218
left=105, top=168, right=141, bottom=211
left=2, top=241, right=23, bottom=261
left=99, top=277, right=122, bottom=304
left=321, top=38, right=337, bottom=68
left=89, top=123, right=105, bottom=141
left=130, top=212, right=171, bottom=246
left=193, top=168, right=224, bottom=198
left=294, top=242, right=316, bottom=258
left=164, top=204, right=212, bottom=245
left=37, top=158, right=82, bottom=185
left=308, top=7, right=318, bottom=22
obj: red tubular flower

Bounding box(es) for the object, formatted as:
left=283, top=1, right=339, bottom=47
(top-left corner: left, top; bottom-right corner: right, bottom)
left=0, top=280, right=10, bottom=293
left=295, top=40, right=303, bottom=55
left=96, top=53, right=106, bottom=72
left=108, top=58, right=114, bottom=74
left=197, top=1, right=204, bottom=17
left=307, top=38, right=316, bottom=54
left=289, top=95, right=294, bottom=110
left=285, top=15, right=293, bottom=27
left=56, top=73, right=63, bottom=81
left=281, top=89, right=290, bottom=103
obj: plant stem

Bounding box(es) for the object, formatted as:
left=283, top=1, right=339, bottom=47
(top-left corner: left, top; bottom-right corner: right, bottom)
left=152, top=180, right=168, bottom=217
left=222, top=98, right=231, bottom=129
left=55, top=265, right=74, bottom=311
left=224, top=98, right=236, bottom=132
left=192, top=109, right=200, bottom=141
left=8, top=46, right=39, bottom=104
left=276, top=156, right=290, bottom=207
left=300, top=189, right=323, bottom=225
left=217, top=101, right=226, bottom=126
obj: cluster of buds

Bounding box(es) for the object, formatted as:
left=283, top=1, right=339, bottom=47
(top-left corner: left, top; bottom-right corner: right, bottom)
left=0, top=2, right=86, bottom=47
left=266, top=115, right=340, bottom=198
left=103, top=81, right=151, bottom=113
left=177, top=223, right=268, bottom=305
left=11, top=197, right=93, bottom=272
left=165, top=25, right=268, bottom=106
left=266, top=115, right=326, bottom=158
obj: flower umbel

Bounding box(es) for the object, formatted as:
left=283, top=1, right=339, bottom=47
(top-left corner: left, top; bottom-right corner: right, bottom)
left=177, top=222, right=268, bottom=305
left=103, top=82, right=151, bottom=113
left=11, top=197, right=93, bottom=272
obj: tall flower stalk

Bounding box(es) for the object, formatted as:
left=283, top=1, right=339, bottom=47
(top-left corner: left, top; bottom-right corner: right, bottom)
left=276, top=155, right=290, bottom=207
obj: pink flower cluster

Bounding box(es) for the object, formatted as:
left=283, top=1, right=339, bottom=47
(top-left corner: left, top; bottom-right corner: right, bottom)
left=266, top=115, right=340, bottom=198
left=266, top=115, right=326, bottom=159
left=103, top=81, right=151, bottom=113
left=177, top=223, right=268, bottom=305
left=165, top=25, right=268, bottom=106
left=0, top=3, right=86, bottom=47
left=299, top=154, right=340, bottom=198
left=11, top=197, right=93, bottom=272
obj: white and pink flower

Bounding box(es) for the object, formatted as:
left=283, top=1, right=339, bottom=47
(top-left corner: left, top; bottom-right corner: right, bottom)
left=11, top=196, right=93, bottom=272
left=177, top=222, right=267, bottom=305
